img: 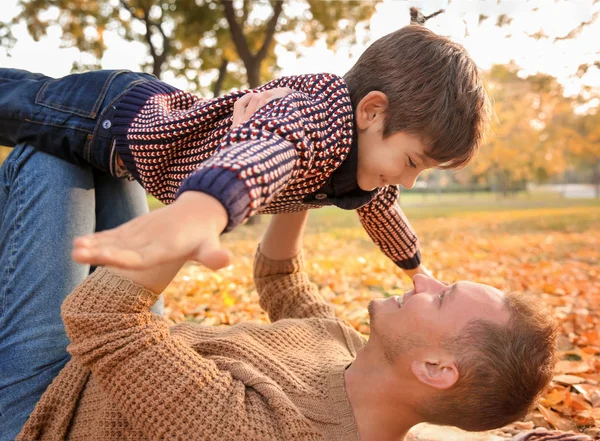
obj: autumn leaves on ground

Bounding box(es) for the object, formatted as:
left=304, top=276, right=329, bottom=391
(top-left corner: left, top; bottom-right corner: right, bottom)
left=159, top=192, right=600, bottom=439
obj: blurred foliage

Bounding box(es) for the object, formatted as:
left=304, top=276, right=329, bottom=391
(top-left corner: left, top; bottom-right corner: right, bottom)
left=12, top=0, right=379, bottom=94
left=165, top=202, right=600, bottom=437
left=459, top=63, right=600, bottom=192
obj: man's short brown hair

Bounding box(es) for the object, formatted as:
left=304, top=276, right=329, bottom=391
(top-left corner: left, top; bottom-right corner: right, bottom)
left=344, top=25, right=492, bottom=169
left=420, top=291, right=558, bottom=431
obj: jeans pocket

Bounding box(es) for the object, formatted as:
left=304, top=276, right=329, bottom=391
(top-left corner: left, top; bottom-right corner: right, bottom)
left=35, top=70, right=131, bottom=119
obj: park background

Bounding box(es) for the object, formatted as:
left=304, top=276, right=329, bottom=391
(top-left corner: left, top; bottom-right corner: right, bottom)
left=0, top=0, right=599, bottom=439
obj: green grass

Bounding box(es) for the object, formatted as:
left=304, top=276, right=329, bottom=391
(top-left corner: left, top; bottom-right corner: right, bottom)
left=148, top=191, right=599, bottom=238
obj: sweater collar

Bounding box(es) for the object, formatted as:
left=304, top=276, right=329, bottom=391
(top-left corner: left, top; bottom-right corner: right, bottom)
left=329, top=120, right=359, bottom=189
left=327, top=362, right=360, bottom=441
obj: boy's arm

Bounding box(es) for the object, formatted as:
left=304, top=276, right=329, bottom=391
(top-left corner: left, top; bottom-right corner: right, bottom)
left=254, top=212, right=336, bottom=322
left=356, top=185, right=430, bottom=278
left=73, top=191, right=231, bottom=271
left=176, top=80, right=350, bottom=232
left=74, top=75, right=353, bottom=269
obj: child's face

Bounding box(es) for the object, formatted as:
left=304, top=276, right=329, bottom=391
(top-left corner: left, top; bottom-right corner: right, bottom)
left=354, top=91, right=437, bottom=191
left=356, top=121, right=436, bottom=191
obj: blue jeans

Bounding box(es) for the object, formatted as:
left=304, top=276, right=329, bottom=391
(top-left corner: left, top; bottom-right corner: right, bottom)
left=0, top=68, right=155, bottom=173
left=0, top=144, right=159, bottom=441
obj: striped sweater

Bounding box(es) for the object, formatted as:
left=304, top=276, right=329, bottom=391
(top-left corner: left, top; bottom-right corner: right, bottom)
left=111, top=73, right=421, bottom=269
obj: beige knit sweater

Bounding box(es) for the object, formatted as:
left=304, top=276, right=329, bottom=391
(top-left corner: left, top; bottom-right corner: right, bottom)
left=18, top=251, right=366, bottom=441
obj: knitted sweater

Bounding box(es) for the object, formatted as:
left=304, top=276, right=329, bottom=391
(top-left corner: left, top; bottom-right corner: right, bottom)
left=18, top=251, right=367, bottom=441
left=111, top=73, right=421, bottom=269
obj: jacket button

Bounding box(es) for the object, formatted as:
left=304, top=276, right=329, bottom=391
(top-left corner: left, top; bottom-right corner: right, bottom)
left=102, top=120, right=112, bottom=129
left=315, top=193, right=327, bottom=200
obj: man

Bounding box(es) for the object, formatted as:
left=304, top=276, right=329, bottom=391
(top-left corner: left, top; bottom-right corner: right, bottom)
left=14, top=179, right=557, bottom=440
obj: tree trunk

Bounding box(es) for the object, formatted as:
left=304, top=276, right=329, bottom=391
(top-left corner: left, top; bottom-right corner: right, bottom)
left=152, top=57, right=163, bottom=79
left=594, top=159, right=600, bottom=199
left=213, top=58, right=229, bottom=97
left=245, top=60, right=261, bottom=88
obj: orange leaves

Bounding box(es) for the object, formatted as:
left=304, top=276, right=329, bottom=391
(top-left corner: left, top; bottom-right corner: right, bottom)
left=163, top=206, right=600, bottom=435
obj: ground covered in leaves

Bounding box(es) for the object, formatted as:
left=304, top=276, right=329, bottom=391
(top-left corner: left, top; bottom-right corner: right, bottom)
left=160, top=193, right=600, bottom=438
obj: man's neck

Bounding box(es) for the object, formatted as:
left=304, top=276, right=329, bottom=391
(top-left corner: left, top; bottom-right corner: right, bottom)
left=344, top=353, right=421, bottom=441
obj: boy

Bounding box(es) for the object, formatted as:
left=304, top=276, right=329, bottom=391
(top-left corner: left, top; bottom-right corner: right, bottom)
left=0, top=25, right=491, bottom=276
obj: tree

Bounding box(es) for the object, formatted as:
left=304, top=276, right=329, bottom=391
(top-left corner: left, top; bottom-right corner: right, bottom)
left=11, top=0, right=381, bottom=95
left=470, top=64, right=579, bottom=194
left=0, top=19, right=16, bottom=56
left=572, top=105, right=600, bottom=197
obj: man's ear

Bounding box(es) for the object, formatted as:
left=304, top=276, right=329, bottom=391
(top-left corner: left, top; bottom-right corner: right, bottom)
left=410, top=358, right=459, bottom=390
left=356, top=91, right=389, bottom=130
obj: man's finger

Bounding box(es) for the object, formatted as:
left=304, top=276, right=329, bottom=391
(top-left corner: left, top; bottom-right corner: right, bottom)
left=232, top=93, right=254, bottom=128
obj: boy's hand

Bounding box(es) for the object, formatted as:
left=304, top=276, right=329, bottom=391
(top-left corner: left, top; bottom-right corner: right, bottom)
left=232, top=87, right=293, bottom=128
left=72, top=192, right=230, bottom=271
left=402, top=264, right=433, bottom=280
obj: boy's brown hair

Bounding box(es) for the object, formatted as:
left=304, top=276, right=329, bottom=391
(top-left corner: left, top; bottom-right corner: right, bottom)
left=419, top=290, right=557, bottom=431
left=344, top=25, right=492, bottom=169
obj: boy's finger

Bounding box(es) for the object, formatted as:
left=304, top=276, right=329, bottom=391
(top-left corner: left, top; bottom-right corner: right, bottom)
left=245, top=94, right=260, bottom=117
left=194, top=237, right=230, bottom=271
left=72, top=241, right=148, bottom=267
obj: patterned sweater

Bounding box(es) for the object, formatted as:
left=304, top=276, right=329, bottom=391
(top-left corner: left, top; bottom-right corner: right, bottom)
left=111, top=73, right=421, bottom=269
left=18, top=251, right=367, bottom=441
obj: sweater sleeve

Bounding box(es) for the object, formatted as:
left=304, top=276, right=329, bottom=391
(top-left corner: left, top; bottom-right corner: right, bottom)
left=60, top=269, right=300, bottom=441
left=253, top=248, right=336, bottom=322
left=176, top=91, right=318, bottom=232
left=356, top=185, right=422, bottom=270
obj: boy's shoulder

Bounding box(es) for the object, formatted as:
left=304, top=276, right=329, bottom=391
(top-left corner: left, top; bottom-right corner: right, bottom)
left=258, top=73, right=349, bottom=97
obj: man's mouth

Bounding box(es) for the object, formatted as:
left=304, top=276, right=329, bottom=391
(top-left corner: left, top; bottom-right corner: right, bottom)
left=395, top=295, right=404, bottom=308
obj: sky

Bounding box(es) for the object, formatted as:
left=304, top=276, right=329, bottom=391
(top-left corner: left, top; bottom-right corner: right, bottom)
left=1, top=0, right=599, bottom=98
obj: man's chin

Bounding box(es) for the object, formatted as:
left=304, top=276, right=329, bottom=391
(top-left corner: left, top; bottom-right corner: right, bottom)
left=367, top=300, right=376, bottom=324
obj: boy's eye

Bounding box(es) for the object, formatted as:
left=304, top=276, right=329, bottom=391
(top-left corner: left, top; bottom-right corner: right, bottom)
left=408, top=157, right=417, bottom=169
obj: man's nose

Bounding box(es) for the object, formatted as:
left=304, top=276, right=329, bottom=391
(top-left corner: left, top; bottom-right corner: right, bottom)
left=413, top=274, right=445, bottom=294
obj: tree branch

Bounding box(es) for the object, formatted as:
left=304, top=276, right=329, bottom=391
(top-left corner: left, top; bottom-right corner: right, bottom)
left=554, top=9, right=599, bottom=41
left=141, top=8, right=158, bottom=63
left=255, top=0, right=283, bottom=62
left=222, top=0, right=253, bottom=65
left=242, top=0, right=249, bottom=26
left=119, top=0, right=169, bottom=78
left=410, top=7, right=444, bottom=25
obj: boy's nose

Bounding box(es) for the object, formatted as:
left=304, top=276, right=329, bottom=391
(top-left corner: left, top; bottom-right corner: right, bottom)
left=399, top=171, right=421, bottom=189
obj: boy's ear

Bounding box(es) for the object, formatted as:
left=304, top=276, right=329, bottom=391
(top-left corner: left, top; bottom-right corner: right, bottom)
left=356, top=91, right=389, bottom=130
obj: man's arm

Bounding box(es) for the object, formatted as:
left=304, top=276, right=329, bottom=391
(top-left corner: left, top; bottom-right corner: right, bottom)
left=254, top=212, right=336, bottom=322
left=61, top=260, right=286, bottom=440
left=357, top=185, right=431, bottom=279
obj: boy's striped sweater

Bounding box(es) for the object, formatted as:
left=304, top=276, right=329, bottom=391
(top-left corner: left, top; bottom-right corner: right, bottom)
left=111, top=73, right=421, bottom=269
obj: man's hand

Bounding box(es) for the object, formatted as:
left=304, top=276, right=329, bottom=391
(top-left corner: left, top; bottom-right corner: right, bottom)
left=72, top=192, right=230, bottom=271
left=232, top=87, right=293, bottom=128
left=402, top=264, right=433, bottom=280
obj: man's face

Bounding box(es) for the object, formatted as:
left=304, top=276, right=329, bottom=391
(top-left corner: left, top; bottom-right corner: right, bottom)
left=356, top=119, right=437, bottom=191
left=368, top=274, right=509, bottom=360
